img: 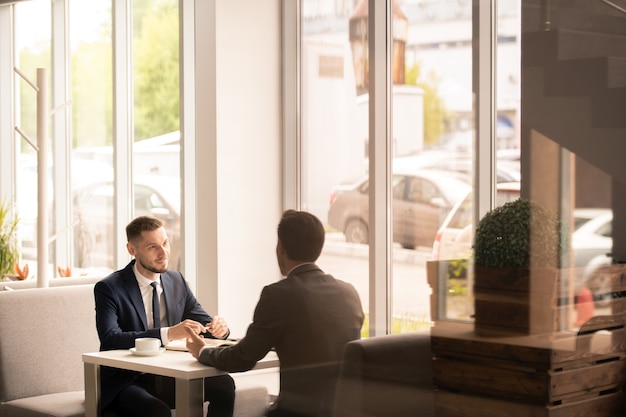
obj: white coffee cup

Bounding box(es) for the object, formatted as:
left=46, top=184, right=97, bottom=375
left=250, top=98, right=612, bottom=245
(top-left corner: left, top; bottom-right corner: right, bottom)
left=135, top=337, right=161, bottom=352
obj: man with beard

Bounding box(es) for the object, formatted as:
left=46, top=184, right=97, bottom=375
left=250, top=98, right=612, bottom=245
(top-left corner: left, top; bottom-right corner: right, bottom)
left=94, top=215, right=235, bottom=417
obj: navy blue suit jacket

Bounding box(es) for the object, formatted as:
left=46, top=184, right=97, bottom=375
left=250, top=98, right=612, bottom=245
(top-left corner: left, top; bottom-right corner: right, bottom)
left=94, top=260, right=214, bottom=409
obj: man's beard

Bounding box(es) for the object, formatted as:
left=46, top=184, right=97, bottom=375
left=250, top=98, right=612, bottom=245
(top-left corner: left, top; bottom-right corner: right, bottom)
left=138, top=258, right=168, bottom=274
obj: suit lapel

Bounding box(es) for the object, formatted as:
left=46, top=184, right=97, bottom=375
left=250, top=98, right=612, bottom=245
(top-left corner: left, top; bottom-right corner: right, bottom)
left=121, top=263, right=149, bottom=330
left=161, top=271, right=176, bottom=326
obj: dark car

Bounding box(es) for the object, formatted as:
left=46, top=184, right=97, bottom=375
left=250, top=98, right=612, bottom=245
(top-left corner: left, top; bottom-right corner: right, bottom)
left=327, top=169, right=471, bottom=249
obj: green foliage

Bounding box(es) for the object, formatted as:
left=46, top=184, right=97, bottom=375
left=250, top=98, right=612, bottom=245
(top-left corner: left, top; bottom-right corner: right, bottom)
left=473, top=198, right=563, bottom=268
left=17, top=50, right=50, bottom=152
left=0, top=201, right=20, bottom=276
left=405, top=63, right=448, bottom=146
left=447, top=277, right=468, bottom=296
left=133, top=0, right=180, bottom=141
left=447, top=258, right=468, bottom=279
left=72, top=39, right=113, bottom=147
left=19, top=0, right=179, bottom=148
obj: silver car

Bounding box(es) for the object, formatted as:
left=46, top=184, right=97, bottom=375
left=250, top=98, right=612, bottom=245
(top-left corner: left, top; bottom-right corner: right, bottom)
left=73, top=175, right=181, bottom=270
left=327, top=169, right=471, bottom=249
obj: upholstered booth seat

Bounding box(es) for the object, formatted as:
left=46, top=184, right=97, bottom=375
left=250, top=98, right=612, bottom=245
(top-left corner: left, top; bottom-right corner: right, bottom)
left=0, top=284, right=269, bottom=417
left=333, top=329, right=435, bottom=417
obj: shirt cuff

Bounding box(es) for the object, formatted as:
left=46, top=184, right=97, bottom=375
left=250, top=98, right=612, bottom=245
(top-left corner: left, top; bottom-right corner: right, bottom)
left=160, top=327, right=170, bottom=345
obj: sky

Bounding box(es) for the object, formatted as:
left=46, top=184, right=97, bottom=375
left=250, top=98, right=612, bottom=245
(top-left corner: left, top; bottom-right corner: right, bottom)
left=14, top=0, right=110, bottom=52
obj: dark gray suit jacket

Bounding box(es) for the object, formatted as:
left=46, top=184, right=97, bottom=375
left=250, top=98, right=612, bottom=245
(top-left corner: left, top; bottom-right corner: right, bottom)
left=197, top=263, right=364, bottom=417
left=94, top=260, right=214, bottom=409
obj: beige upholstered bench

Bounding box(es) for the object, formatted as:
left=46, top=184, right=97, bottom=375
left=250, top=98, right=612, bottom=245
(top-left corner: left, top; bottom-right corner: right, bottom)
left=0, top=284, right=269, bottom=417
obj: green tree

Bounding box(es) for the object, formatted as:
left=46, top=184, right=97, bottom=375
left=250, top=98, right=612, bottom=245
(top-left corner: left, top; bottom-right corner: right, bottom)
left=405, top=63, right=447, bottom=147
left=72, top=39, right=113, bottom=148
left=133, top=0, right=179, bottom=141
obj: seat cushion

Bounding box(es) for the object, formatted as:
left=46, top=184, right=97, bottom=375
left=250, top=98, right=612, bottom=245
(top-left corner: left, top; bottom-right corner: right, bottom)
left=0, top=391, right=85, bottom=417
left=233, top=382, right=269, bottom=417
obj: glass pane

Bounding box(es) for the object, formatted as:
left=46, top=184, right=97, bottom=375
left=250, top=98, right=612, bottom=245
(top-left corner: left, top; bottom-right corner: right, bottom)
left=132, top=0, right=181, bottom=270
left=302, top=0, right=369, bottom=336
left=392, top=0, right=476, bottom=328
left=69, top=0, right=113, bottom=270
left=15, top=0, right=51, bottom=274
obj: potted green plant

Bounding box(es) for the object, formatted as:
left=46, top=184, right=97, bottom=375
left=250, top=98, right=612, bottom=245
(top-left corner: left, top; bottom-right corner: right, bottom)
left=0, top=200, right=20, bottom=280
left=472, top=198, right=565, bottom=335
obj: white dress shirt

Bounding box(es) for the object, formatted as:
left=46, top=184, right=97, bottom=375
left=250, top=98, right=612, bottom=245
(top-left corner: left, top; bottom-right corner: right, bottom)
left=133, top=264, right=170, bottom=343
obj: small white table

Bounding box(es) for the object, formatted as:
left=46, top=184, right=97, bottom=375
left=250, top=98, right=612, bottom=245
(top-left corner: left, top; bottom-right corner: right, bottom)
left=83, top=348, right=279, bottom=417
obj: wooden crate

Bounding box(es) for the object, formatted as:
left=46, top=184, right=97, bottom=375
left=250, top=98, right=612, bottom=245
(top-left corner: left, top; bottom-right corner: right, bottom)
left=473, top=266, right=561, bottom=335
left=431, top=321, right=626, bottom=413
left=434, top=389, right=623, bottom=417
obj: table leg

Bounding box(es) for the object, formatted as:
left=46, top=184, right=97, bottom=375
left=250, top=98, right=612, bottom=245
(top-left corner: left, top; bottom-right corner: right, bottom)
left=175, top=378, right=204, bottom=417
left=84, top=362, right=101, bottom=417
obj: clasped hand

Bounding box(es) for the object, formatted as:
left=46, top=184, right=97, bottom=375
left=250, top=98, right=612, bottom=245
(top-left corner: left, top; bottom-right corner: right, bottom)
left=183, top=316, right=228, bottom=360
left=167, top=316, right=229, bottom=341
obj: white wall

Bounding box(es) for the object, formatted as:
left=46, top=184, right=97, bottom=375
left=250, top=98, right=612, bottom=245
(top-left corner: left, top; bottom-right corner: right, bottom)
left=301, top=40, right=362, bottom=222
left=212, top=0, right=283, bottom=337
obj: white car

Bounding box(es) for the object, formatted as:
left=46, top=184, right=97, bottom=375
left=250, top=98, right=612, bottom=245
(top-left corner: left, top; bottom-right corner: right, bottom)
left=431, top=182, right=521, bottom=262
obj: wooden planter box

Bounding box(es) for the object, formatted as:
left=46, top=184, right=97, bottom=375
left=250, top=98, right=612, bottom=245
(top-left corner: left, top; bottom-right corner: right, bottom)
left=431, top=321, right=626, bottom=416
left=434, top=389, right=624, bottom=417
left=473, top=265, right=560, bottom=336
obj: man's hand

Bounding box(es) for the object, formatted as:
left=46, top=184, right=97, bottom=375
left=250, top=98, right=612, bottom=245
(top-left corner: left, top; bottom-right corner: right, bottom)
left=185, top=326, right=206, bottom=359
left=206, top=315, right=229, bottom=339
left=167, top=319, right=206, bottom=341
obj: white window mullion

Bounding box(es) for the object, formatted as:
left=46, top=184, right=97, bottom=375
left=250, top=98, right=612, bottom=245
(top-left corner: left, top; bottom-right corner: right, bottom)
left=0, top=6, right=16, bottom=206
left=474, top=0, right=497, bottom=220
left=368, top=0, right=393, bottom=336
left=112, top=0, right=134, bottom=267
left=281, top=0, right=301, bottom=211
left=51, top=0, right=72, bottom=270
left=179, top=0, right=198, bottom=292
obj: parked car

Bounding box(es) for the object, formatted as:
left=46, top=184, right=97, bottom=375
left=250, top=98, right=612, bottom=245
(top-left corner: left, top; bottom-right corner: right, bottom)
left=17, top=157, right=114, bottom=262
left=327, top=169, right=471, bottom=249
left=420, top=156, right=521, bottom=183
left=431, top=182, right=521, bottom=261
left=73, top=175, right=181, bottom=270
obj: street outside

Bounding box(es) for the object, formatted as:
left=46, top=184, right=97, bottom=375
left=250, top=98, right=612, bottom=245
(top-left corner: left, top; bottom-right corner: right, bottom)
left=319, top=233, right=608, bottom=331
left=318, top=232, right=449, bottom=325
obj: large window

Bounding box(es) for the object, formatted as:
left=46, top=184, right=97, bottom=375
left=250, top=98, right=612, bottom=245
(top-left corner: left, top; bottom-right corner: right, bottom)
left=5, top=0, right=180, bottom=278
left=299, top=0, right=523, bottom=334
left=14, top=0, right=52, bottom=278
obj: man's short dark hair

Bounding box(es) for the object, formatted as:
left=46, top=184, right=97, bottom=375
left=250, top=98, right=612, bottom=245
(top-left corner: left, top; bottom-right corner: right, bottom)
left=277, top=210, right=325, bottom=262
left=126, top=216, right=164, bottom=243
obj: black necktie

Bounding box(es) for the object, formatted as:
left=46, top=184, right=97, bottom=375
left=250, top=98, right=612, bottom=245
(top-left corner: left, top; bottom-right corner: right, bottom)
left=151, top=282, right=160, bottom=328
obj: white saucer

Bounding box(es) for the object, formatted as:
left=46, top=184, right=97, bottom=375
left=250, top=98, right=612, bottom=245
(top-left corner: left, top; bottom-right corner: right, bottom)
left=129, top=347, right=166, bottom=356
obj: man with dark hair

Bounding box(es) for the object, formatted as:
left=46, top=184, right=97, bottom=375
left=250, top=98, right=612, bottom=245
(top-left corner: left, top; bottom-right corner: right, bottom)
left=94, top=215, right=235, bottom=417
left=186, top=209, right=364, bottom=417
